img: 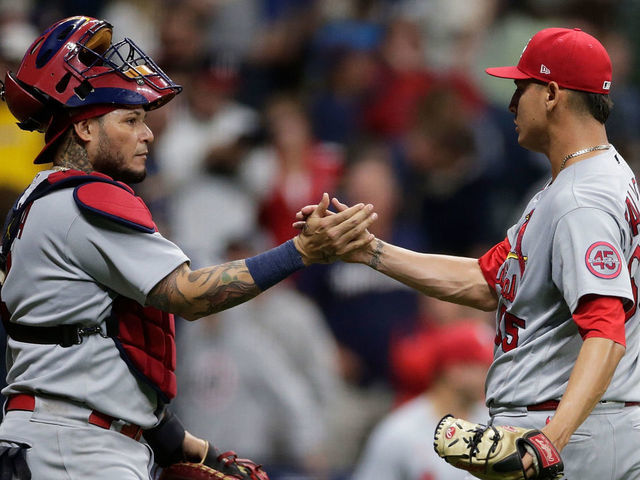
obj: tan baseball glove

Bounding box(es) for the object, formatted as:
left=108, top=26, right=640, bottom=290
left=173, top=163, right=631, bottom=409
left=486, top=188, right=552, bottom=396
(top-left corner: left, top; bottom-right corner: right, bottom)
left=433, top=415, right=564, bottom=480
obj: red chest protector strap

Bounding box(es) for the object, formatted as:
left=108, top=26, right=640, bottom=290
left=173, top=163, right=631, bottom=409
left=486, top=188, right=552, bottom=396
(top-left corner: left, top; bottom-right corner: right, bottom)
left=1, top=169, right=175, bottom=401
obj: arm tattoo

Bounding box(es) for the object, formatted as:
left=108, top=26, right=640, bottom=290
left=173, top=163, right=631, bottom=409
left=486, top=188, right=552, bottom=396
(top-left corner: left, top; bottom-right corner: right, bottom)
left=368, top=239, right=384, bottom=270
left=147, top=263, right=190, bottom=312
left=188, top=261, right=260, bottom=316
left=147, top=261, right=261, bottom=320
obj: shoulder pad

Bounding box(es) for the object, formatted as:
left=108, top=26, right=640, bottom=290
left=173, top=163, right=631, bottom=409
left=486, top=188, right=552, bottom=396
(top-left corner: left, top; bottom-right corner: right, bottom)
left=73, top=182, right=156, bottom=233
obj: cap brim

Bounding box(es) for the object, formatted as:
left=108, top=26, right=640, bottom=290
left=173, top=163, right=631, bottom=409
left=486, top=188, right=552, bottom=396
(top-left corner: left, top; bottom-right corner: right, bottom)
left=33, top=125, right=70, bottom=164
left=485, top=65, right=532, bottom=80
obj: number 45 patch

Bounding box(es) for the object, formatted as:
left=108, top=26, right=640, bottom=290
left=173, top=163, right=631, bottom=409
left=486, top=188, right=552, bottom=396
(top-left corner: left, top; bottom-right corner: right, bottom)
left=585, top=241, right=622, bottom=279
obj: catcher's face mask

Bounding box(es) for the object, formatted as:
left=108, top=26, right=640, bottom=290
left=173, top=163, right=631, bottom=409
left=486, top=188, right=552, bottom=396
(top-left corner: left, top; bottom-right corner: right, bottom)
left=1, top=16, right=181, bottom=162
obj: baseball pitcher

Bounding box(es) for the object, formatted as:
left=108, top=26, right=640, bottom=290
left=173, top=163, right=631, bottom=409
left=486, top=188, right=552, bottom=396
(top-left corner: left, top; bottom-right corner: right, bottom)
left=296, top=27, right=640, bottom=480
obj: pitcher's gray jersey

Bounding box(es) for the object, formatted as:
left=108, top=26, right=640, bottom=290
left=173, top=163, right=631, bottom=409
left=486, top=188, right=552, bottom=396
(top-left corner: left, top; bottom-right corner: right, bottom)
left=1, top=170, right=189, bottom=427
left=484, top=147, right=640, bottom=407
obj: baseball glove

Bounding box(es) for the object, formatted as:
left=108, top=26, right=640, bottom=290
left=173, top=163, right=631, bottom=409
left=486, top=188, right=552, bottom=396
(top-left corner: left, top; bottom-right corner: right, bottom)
left=159, top=446, right=269, bottom=480
left=433, top=415, right=563, bottom=480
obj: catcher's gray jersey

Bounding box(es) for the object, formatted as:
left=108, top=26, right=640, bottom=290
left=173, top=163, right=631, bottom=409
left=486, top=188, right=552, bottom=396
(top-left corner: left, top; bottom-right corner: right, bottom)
left=1, top=170, right=188, bottom=427
left=484, top=147, right=640, bottom=407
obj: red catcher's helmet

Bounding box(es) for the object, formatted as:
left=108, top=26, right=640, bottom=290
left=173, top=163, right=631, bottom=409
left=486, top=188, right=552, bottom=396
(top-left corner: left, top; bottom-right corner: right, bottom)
left=1, top=16, right=181, bottom=134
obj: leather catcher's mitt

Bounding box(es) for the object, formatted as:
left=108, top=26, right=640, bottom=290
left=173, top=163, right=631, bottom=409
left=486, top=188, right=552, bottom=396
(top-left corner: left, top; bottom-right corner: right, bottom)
left=433, top=415, right=563, bottom=480
left=159, top=448, right=269, bottom=480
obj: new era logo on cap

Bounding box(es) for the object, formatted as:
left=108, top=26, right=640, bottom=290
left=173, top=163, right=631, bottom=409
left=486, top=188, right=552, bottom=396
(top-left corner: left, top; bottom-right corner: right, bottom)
left=485, top=28, right=612, bottom=94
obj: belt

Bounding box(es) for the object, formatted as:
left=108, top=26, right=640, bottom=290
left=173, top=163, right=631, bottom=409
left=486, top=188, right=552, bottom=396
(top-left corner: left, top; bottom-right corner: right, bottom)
left=527, top=400, right=640, bottom=411
left=6, top=394, right=143, bottom=441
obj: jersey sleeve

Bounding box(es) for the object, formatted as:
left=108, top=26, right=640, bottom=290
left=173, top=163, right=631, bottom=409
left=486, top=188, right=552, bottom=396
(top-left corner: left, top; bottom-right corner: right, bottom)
left=552, top=207, right=633, bottom=313
left=477, top=236, right=511, bottom=290
left=64, top=213, right=189, bottom=306
left=572, top=294, right=626, bottom=346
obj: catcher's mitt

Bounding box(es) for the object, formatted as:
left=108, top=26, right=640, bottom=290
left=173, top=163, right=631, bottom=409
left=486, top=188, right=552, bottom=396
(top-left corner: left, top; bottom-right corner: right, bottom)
left=433, top=415, right=563, bottom=480
left=159, top=447, right=269, bottom=480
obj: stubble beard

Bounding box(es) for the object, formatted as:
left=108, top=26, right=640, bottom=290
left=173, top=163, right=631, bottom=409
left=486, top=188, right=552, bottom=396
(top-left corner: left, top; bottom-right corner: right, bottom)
left=93, top=130, right=147, bottom=184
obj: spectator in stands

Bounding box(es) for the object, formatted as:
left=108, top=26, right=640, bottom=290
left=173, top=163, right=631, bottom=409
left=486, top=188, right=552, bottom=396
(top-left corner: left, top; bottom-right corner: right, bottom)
left=242, top=93, right=344, bottom=246
left=308, top=19, right=382, bottom=144
left=394, top=84, right=500, bottom=255
left=352, top=320, right=493, bottom=480
left=297, top=143, right=425, bottom=385
left=173, top=239, right=340, bottom=479
left=153, top=58, right=261, bottom=262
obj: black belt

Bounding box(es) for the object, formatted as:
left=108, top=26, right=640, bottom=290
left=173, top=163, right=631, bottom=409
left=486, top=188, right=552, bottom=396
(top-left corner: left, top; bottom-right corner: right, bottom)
left=3, top=322, right=106, bottom=347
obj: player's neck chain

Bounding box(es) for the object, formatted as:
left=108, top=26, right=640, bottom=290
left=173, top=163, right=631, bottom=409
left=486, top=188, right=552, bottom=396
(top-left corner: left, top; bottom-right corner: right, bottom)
left=560, top=144, right=611, bottom=171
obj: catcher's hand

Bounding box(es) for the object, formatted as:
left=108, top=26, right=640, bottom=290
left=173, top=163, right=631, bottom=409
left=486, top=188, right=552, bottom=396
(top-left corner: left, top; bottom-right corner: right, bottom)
left=159, top=443, right=269, bottom=480
left=433, top=415, right=564, bottom=480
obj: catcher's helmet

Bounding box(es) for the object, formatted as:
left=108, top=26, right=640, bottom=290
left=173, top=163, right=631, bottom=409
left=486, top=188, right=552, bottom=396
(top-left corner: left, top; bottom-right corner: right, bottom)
left=1, top=15, right=181, bottom=162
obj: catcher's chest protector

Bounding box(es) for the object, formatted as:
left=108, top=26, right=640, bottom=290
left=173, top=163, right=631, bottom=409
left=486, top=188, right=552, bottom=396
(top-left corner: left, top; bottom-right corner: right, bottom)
left=108, top=297, right=177, bottom=402
left=0, top=169, right=177, bottom=402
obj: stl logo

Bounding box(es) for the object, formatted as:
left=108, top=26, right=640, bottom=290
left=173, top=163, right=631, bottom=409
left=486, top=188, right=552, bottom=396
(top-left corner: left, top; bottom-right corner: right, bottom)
left=445, top=426, right=456, bottom=439
left=585, top=241, right=622, bottom=279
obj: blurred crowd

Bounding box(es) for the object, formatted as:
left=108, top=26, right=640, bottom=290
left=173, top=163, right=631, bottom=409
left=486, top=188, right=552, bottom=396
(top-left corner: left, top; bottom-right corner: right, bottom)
left=1, top=0, right=639, bottom=479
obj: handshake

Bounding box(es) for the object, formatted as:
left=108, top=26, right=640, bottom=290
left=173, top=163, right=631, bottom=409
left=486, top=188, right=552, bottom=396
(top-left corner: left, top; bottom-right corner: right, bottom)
left=291, top=193, right=380, bottom=266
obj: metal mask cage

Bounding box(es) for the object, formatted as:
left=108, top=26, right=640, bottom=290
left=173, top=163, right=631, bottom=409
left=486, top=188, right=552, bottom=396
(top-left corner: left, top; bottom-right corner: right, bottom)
left=63, top=35, right=182, bottom=100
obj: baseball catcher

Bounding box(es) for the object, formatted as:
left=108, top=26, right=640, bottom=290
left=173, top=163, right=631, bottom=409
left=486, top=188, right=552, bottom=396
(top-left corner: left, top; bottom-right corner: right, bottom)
left=0, top=14, right=376, bottom=480
left=433, top=415, right=564, bottom=480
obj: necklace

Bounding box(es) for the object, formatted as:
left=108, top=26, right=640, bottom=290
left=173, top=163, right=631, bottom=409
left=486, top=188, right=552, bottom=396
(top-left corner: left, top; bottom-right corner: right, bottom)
left=560, top=144, right=611, bottom=171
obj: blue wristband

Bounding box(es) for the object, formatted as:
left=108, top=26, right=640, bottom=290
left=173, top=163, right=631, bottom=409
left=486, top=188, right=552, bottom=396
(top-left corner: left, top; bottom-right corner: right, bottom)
left=245, top=239, right=305, bottom=291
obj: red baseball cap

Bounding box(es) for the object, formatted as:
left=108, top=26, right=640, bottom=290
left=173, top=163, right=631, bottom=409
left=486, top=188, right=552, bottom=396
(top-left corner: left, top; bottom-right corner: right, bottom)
left=434, top=322, right=494, bottom=372
left=485, top=27, right=612, bottom=94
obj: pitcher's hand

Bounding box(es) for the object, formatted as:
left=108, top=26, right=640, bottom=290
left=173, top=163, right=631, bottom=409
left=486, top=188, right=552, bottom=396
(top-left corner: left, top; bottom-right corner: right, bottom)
left=292, top=193, right=377, bottom=265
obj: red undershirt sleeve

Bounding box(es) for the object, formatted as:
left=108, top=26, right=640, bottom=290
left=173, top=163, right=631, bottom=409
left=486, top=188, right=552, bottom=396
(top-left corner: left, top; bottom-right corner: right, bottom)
left=573, top=294, right=626, bottom=346
left=477, top=236, right=511, bottom=292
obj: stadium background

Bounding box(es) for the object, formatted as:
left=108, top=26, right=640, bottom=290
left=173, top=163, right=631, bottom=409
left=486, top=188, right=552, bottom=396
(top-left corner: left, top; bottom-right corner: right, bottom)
left=0, top=0, right=638, bottom=478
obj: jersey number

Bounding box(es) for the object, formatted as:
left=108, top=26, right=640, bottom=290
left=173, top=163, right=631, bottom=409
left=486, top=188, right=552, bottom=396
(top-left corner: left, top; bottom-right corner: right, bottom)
left=495, top=305, right=526, bottom=352
left=626, top=245, right=640, bottom=321
left=591, top=249, right=618, bottom=271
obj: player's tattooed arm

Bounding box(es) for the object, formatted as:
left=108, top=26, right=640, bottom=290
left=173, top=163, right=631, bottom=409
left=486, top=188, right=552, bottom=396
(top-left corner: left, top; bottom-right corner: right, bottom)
left=349, top=238, right=498, bottom=311
left=367, top=239, right=384, bottom=269
left=147, top=261, right=261, bottom=321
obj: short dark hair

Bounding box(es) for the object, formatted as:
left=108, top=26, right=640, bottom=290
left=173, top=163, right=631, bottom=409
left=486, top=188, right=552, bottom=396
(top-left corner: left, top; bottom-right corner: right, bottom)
left=530, top=79, right=614, bottom=124
left=569, top=90, right=613, bottom=124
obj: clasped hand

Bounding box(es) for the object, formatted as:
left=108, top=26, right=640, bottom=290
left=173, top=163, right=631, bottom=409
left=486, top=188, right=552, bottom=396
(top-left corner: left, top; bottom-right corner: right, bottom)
left=292, top=193, right=377, bottom=264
